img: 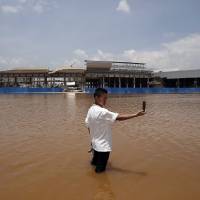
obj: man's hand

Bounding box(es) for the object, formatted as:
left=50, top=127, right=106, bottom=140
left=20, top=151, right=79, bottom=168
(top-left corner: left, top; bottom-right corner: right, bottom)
left=136, top=110, right=146, bottom=117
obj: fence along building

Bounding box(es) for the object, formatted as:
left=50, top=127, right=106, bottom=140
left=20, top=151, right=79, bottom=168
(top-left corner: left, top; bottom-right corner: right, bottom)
left=0, top=60, right=153, bottom=89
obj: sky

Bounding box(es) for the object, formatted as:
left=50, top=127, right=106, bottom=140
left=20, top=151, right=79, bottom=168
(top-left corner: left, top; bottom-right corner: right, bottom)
left=0, top=0, right=200, bottom=71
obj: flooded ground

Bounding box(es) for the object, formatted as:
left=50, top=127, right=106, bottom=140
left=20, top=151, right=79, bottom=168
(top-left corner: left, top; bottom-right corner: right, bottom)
left=0, top=93, right=200, bottom=200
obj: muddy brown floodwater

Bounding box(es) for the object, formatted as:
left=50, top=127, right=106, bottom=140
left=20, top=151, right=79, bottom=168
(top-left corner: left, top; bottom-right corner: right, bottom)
left=0, top=93, right=200, bottom=200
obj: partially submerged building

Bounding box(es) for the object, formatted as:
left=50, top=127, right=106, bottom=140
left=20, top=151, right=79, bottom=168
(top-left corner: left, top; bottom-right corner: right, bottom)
left=0, top=67, right=49, bottom=87
left=0, top=61, right=200, bottom=90
left=155, top=69, right=200, bottom=88
left=85, top=60, right=152, bottom=88
left=0, top=60, right=153, bottom=90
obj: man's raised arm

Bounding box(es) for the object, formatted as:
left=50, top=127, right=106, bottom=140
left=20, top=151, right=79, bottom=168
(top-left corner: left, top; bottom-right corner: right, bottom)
left=116, top=111, right=146, bottom=121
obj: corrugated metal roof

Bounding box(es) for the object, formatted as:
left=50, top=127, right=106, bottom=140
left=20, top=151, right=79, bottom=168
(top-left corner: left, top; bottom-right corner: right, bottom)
left=50, top=66, right=86, bottom=73
left=154, top=69, right=200, bottom=79
left=1, top=67, right=49, bottom=73
left=85, top=60, right=145, bottom=65
left=85, top=60, right=112, bottom=70
left=85, top=60, right=147, bottom=72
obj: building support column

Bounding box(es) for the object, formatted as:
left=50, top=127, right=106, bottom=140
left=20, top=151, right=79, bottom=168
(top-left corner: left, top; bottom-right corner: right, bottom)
left=133, top=77, right=135, bottom=88
left=147, top=78, right=149, bottom=88
left=118, top=77, right=121, bottom=88
left=14, top=76, right=17, bottom=86
left=7, top=76, right=10, bottom=86
left=81, top=77, right=85, bottom=91
left=194, top=78, right=197, bottom=88
left=102, top=77, right=105, bottom=88
left=140, top=77, right=142, bottom=88
left=52, top=77, right=54, bottom=87
left=176, top=79, right=180, bottom=88
left=44, top=76, right=47, bottom=87
left=64, top=76, right=66, bottom=86
left=126, top=78, right=128, bottom=88
left=29, top=76, right=32, bottom=86
left=51, top=77, right=53, bottom=87
left=114, top=77, right=116, bottom=88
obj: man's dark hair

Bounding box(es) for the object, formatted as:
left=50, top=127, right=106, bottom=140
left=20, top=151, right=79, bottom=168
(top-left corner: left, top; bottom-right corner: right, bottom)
left=94, top=88, right=108, bottom=98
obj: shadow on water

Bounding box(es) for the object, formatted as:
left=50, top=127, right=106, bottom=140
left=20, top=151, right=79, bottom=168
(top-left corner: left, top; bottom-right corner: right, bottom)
left=107, top=166, right=147, bottom=176
left=106, top=162, right=147, bottom=176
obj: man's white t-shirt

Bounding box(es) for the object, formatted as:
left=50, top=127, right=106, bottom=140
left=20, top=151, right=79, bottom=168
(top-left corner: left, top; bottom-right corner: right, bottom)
left=85, top=104, right=119, bottom=152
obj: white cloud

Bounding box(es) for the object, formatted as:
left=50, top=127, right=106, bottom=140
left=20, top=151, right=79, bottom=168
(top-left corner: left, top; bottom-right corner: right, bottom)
left=91, top=50, right=115, bottom=61
left=0, top=0, right=56, bottom=14
left=0, top=56, right=28, bottom=70
left=33, top=4, right=44, bottom=13
left=65, top=34, right=200, bottom=71
left=32, top=0, right=57, bottom=14
left=116, top=0, right=131, bottom=14
left=63, top=49, right=89, bottom=67
left=139, top=33, right=200, bottom=71
left=0, top=57, right=7, bottom=66
left=73, top=49, right=88, bottom=59
left=18, top=0, right=27, bottom=3
left=1, top=5, right=22, bottom=14
left=1, top=34, right=200, bottom=71
left=64, top=58, right=84, bottom=68
left=163, top=32, right=176, bottom=39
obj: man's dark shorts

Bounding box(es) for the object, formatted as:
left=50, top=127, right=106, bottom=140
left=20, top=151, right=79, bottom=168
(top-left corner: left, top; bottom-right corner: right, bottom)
left=91, top=149, right=110, bottom=173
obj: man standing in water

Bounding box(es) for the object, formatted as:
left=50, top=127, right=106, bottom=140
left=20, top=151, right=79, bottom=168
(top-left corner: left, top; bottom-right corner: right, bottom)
left=85, top=88, right=146, bottom=173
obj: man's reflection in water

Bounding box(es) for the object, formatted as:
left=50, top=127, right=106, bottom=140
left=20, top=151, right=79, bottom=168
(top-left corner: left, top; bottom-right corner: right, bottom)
left=87, top=161, right=147, bottom=200
left=92, top=172, right=115, bottom=200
